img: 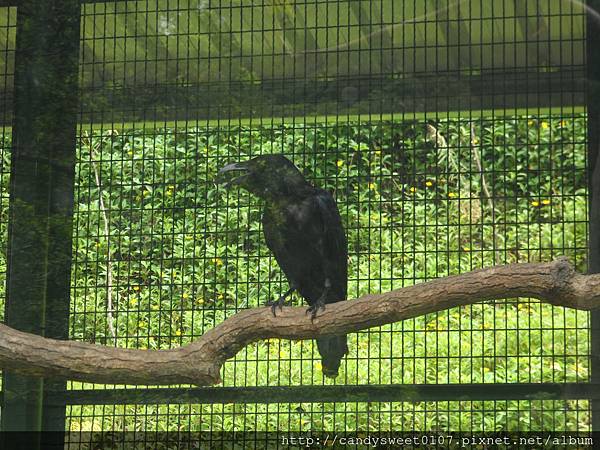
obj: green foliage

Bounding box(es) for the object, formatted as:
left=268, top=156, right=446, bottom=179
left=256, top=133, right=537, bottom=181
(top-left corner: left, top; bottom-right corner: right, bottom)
left=0, top=115, right=591, bottom=431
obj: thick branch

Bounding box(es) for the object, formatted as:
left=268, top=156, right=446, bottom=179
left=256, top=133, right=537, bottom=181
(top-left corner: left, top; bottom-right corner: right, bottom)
left=0, top=258, right=598, bottom=386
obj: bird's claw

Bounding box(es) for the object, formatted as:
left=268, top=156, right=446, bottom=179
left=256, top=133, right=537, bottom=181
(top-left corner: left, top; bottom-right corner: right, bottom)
left=306, top=301, right=326, bottom=321
left=266, top=296, right=290, bottom=317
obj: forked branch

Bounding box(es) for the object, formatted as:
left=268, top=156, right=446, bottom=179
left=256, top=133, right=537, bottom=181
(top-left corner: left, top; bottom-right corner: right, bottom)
left=0, top=258, right=597, bottom=386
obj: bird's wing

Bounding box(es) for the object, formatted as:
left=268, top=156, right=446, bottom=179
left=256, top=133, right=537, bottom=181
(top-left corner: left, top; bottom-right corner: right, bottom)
left=262, top=189, right=347, bottom=303
left=310, top=189, right=348, bottom=301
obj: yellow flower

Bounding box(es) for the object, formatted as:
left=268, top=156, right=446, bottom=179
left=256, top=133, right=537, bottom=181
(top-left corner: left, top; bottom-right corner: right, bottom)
left=531, top=200, right=540, bottom=207
left=425, top=181, right=433, bottom=187
left=528, top=120, right=534, bottom=126
left=409, top=186, right=417, bottom=193
left=463, top=246, right=471, bottom=252
left=541, top=121, right=549, bottom=129
left=196, top=298, right=204, bottom=305
left=175, top=329, right=182, bottom=336
left=133, top=285, right=140, bottom=291
left=128, top=151, right=133, bottom=156
left=151, top=304, right=159, bottom=310
left=571, top=363, right=587, bottom=375
left=138, top=321, right=147, bottom=328
left=213, top=257, right=223, bottom=266
left=182, top=292, right=189, bottom=299
left=368, top=182, right=376, bottom=190
left=472, top=138, right=479, bottom=145
left=542, top=199, right=551, bottom=205
left=336, top=160, right=344, bottom=168
left=95, top=242, right=101, bottom=247
left=315, top=362, right=322, bottom=370
left=448, top=192, right=457, bottom=198
left=560, top=120, right=567, bottom=127
left=375, top=150, right=381, bottom=156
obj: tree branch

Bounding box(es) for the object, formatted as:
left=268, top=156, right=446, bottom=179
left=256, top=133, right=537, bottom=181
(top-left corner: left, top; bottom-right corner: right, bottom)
left=0, top=258, right=598, bottom=386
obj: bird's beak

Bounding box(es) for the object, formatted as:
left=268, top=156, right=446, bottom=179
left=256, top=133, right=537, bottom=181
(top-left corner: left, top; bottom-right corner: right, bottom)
left=217, top=162, right=250, bottom=188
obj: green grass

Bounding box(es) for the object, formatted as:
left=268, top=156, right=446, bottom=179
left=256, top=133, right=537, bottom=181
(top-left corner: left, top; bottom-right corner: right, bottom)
left=0, top=115, right=591, bottom=432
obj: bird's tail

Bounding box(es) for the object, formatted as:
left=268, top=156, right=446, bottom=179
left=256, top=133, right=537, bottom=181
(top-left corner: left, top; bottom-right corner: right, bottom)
left=316, top=335, right=348, bottom=378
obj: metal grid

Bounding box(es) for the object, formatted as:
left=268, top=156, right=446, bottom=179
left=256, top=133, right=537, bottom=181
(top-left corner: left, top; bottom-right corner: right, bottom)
left=65, top=400, right=590, bottom=435
left=0, top=6, right=15, bottom=398
left=65, top=116, right=590, bottom=433
left=0, top=0, right=595, bottom=440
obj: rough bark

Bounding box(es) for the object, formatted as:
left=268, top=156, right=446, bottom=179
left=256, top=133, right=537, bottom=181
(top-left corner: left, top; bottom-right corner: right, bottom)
left=0, top=258, right=598, bottom=386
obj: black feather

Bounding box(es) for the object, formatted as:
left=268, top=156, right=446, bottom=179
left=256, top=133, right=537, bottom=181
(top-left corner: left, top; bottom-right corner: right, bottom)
left=219, top=155, right=349, bottom=377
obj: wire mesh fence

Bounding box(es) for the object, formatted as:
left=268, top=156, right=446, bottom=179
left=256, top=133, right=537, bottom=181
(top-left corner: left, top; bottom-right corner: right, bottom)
left=0, top=6, right=15, bottom=399
left=0, top=5, right=15, bottom=318
left=64, top=115, right=590, bottom=434
left=0, top=0, right=595, bottom=442
left=65, top=399, right=591, bottom=434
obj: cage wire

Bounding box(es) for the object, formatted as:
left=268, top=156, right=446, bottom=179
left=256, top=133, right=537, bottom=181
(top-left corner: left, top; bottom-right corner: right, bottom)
left=0, top=5, right=15, bottom=395
left=0, top=0, right=594, bottom=443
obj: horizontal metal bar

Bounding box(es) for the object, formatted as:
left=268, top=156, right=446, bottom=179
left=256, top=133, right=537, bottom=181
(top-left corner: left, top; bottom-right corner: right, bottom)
left=0, top=71, right=587, bottom=127
left=0, top=0, right=108, bottom=6
left=41, top=383, right=600, bottom=406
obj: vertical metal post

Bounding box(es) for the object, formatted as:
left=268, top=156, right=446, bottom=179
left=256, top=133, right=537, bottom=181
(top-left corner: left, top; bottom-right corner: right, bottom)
left=587, top=0, right=600, bottom=433
left=0, top=0, right=80, bottom=438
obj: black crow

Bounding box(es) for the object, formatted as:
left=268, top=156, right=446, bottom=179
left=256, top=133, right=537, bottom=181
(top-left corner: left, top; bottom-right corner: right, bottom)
left=218, top=154, right=348, bottom=377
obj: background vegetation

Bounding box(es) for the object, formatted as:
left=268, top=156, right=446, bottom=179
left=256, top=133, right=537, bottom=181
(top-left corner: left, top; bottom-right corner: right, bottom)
left=0, top=114, right=591, bottom=432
